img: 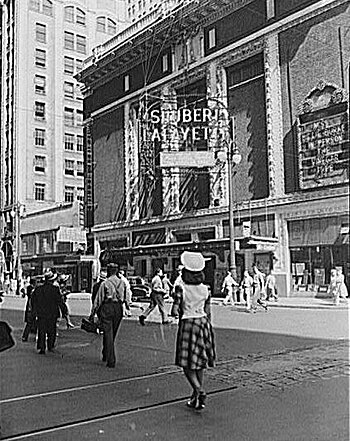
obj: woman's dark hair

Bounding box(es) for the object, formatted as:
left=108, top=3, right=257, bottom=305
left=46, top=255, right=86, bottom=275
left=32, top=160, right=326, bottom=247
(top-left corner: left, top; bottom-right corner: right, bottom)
left=182, top=268, right=205, bottom=285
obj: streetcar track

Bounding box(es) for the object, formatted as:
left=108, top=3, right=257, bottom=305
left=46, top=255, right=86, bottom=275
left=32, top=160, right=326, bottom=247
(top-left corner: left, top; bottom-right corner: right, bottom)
left=1, top=386, right=238, bottom=441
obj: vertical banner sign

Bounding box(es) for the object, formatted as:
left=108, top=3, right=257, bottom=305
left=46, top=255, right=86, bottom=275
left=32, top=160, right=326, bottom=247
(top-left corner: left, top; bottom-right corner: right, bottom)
left=84, top=123, right=94, bottom=227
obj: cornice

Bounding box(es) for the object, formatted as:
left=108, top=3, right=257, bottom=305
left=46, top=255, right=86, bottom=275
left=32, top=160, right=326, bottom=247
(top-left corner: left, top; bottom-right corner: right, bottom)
left=91, top=186, right=349, bottom=234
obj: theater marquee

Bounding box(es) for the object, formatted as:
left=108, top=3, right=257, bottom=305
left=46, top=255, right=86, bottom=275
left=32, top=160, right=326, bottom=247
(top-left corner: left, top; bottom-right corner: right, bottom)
left=297, top=81, right=349, bottom=190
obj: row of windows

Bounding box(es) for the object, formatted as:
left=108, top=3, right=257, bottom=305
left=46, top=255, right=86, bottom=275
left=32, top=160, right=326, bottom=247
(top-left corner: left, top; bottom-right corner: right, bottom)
left=34, top=129, right=83, bottom=152
left=35, top=75, right=81, bottom=100
left=34, top=182, right=84, bottom=202
left=35, top=23, right=87, bottom=54
left=34, top=102, right=83, bottom=126
left=33, top=156, right=83, bottom=177
left=35, top=49, right=83, bottom=75
left=30, top=0, right=53, bottom=16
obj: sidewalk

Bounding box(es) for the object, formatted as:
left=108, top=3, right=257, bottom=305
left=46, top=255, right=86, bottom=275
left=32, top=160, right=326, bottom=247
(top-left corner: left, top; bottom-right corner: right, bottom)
left=2, top=292, right=349, bottom=310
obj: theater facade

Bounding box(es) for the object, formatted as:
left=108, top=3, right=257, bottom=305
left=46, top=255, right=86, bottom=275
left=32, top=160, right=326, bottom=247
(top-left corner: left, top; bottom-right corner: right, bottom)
left=78, top=0, right=349, bottom=295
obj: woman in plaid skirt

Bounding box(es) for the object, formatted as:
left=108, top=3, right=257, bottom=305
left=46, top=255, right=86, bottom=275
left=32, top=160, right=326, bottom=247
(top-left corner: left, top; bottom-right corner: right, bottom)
left=173, top=251, right=216, bottom=411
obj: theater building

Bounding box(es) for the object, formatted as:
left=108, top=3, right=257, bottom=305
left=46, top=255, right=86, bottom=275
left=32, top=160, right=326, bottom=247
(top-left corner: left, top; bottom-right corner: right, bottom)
left=78, top=0, right=349, bottom=295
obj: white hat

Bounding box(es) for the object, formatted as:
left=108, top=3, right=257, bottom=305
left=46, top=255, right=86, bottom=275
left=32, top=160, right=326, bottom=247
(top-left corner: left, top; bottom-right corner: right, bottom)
left=180, top=251, right=206, bottom=272
left=44, top=269, right=57, bottom=281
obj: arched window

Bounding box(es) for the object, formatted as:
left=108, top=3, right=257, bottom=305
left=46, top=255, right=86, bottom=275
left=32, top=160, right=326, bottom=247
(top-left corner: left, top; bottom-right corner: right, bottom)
left=64, top=6, right=74, bottom=23
left=107, top=18, right=116, bottom=35
left=96, top=16, right=106, bottom=33
left=76, top=8, right=86, bottom=26
left=42, top=0, right=53, bottom=16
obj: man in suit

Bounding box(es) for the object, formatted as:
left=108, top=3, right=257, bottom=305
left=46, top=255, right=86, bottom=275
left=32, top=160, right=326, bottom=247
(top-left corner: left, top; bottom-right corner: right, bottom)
left=32, top=269, right=63, bottom=354
left=91, top=263, right=127, bottom=368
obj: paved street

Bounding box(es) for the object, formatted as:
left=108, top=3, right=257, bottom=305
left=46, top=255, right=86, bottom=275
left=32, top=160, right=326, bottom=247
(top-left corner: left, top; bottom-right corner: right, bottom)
left=0, top=296, right=349, bottom=440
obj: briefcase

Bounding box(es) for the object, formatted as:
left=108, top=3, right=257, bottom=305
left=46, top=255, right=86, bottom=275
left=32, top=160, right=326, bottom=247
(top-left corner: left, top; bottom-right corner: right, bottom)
left=81, top=318, right=99, bottom=334
left=0, top=321, right=15, bottom=352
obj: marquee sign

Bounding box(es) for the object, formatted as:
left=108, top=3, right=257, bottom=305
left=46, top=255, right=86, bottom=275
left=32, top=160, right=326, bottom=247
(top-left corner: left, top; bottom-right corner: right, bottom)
left=297, top=81, right=349, bottom=190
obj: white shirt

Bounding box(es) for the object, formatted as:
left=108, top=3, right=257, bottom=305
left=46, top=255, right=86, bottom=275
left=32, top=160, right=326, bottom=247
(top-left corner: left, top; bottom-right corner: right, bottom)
left=181, top=283, right=209, bottom=320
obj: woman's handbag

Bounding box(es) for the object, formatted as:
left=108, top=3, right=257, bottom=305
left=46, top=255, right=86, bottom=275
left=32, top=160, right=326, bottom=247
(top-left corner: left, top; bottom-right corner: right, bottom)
left=0, top=321, right=15, bottom=352
left=81, top=317, right=99, bottom=334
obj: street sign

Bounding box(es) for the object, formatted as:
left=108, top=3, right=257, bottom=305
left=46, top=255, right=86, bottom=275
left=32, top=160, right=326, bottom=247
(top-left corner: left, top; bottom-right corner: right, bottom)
left=159, top=151, right=215, bottom=168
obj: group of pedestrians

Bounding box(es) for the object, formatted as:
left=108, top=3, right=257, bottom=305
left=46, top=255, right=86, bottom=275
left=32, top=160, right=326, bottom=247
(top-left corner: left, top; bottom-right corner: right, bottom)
left=221, top=265, right=275, bottom=312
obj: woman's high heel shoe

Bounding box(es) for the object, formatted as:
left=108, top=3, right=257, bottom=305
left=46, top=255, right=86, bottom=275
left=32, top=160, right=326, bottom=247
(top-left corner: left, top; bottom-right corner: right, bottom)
left=66, top=322, right=75, bottom=329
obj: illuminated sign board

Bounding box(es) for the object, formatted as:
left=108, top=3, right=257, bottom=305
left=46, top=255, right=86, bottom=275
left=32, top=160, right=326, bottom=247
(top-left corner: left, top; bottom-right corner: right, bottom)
left=297, top=82, right=349, bottom=190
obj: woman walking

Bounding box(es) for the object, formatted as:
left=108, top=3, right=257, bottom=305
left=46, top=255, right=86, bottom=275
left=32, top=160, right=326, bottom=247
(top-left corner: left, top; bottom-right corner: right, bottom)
left=172, top=251, right=216, bottom=411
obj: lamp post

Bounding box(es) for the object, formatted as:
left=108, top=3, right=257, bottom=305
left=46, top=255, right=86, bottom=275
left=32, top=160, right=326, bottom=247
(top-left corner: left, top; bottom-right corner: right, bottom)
left=227, top=118, right=242, bottom=280
left=10, top=203, right=25, bottom=294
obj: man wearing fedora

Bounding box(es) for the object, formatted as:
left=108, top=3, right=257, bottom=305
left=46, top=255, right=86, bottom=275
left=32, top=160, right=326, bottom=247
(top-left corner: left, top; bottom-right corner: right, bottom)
left=91, top=263, right=127, bottom=368
left=32, top=269, right=63, bottom=354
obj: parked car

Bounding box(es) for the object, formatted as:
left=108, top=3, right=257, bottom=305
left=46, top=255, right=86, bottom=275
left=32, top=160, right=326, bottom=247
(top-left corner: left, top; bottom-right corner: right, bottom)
left=128, top=276, right=151, bottom=301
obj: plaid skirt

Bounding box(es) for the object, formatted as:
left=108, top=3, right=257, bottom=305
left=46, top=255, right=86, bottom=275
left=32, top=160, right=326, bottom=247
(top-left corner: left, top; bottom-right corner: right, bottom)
left=175, top=316, right=216, bottom=370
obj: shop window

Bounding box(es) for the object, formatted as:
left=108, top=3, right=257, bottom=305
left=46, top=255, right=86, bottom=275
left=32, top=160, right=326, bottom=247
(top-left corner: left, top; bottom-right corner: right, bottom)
left=34, top=75, right=46, bottom=95
left=76, top=35, right=86, bottom=54
left=36, top=23, right=46, bottom=43
left=34, top=155, right=46, bottom=173
left=35, top=128, right=45, bottom=146
left=64, top=56, right=74, bottom=75
left=64, top=31, right=74, bottom=50
left=64, top=159, right=75, bottom=176
left=35, top=49, right=46, bottom=68
left=34, top=101, right=45, bottom=120
left=64, top=185, right=74, bottom=202
left=34, top=183, right=45, bottom=201
left=64, top=133, right=74, bottom=150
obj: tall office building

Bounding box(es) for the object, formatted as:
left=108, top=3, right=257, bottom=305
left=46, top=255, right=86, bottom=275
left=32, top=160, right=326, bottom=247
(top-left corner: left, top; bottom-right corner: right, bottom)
left=0, top=0, right=127, bottom=278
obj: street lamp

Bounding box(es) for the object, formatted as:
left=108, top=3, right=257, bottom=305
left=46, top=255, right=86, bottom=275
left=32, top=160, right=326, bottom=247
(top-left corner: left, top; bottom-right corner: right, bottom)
left=10, top=203, right=25, bottom=294
left=227, top=119, right=242, bottom=280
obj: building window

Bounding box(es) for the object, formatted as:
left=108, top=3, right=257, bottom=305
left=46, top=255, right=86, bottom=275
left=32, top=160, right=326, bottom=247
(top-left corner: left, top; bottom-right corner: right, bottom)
left=96, top=16, right=106, bottom=33
left=76, top=161, right=84, bottom=177
left=64, top=56, right=74, bottom=75
left=64, top=159, right=75, bottom=176
left=76, top=8, right=86, bottom=26
left=34, top=75, right=46, bottom=95
left=64, top=186, right=74, bottom=202
left=64, top=133, right=74, bottom=150
left=35, top=128, right=46, bottom=146
left=107, top=18, right=116, bottom=35
left=64, top=31, right=74, bottom=50
left=42, top=0, right=53, bottom=16
left=124, top=74, right=130, bottom=92
left=76, top=35, right=86, bottom=54
left=64, top=81, right=74, bottom=99
left=29, top=0, right=40, bottom=12
left=35, top=102, right=45, bottom=120
left=35, top=49, right=46, bottom=68
left=162, top=54, right=168, bottom=72
left=76, top=110, right=83, bottom=126
left=77, top=187, right=84, bottom=202
left=76, top=135, right=83, bottom=151
left=34, top=183, right=45, bottom=201
left=75, top=59, right=83, bottom=74
left=64, top=107, right=74, bottom=125
left=64, top=6, right=74, bottom=23
left=34, top=155, right=46, bottom=173
left=36, top=23, right=47, bottom=43
left=208, top=28, right=216, bottom=49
